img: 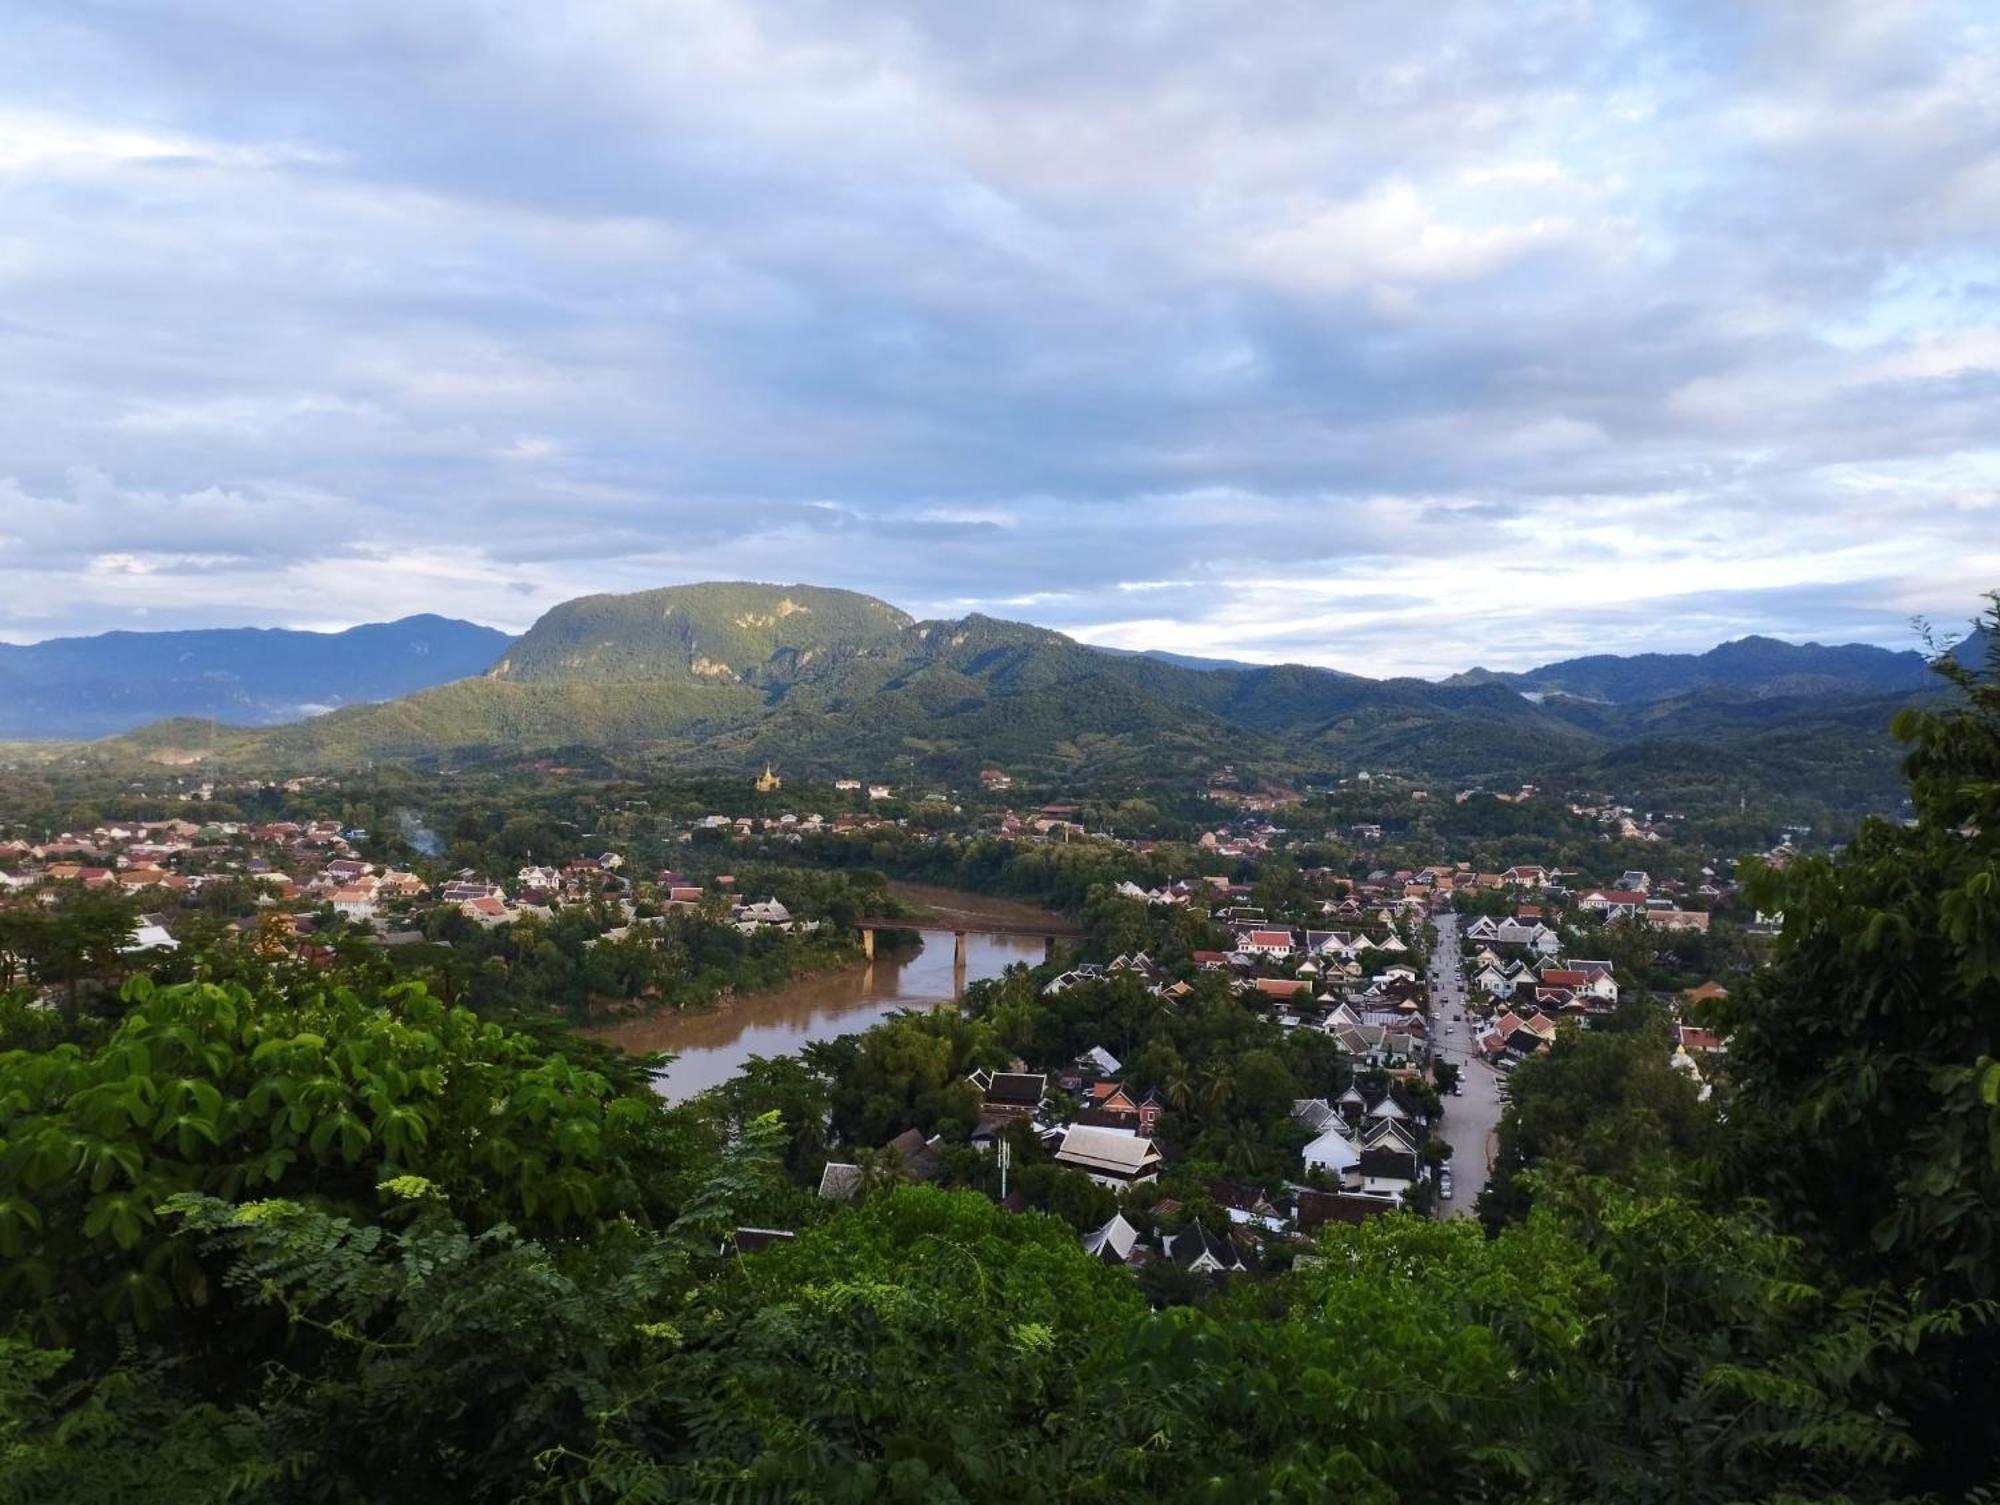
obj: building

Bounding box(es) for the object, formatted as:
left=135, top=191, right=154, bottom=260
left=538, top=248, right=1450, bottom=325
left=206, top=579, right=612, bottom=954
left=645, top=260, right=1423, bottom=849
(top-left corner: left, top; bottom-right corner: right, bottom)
left=1080, top=1213, right=1144, bottom=1265
left=1578, top=889, right=1648, bottom=920
left=1053, top=1125, right=1164, bottom=1187
left=1239, top=928, right=1297, bottom=958
left=970, top=1069, right=1047, bottom=1119
left=121, top=915, right=179, bottom=954
left=1302, top=1123, right=1361, bottom=1178
left=1644, top=909, right=1710, bottom=932
left=1161, top=1221, right=1243, bottom=1273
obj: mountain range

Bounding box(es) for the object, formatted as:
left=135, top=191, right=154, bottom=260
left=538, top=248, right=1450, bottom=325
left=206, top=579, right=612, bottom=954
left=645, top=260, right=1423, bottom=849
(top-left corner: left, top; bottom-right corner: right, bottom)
left=0, top=617, right=512, bottom=740
left=28, top=580, right=1980, bottom=816
left=1444, top=636, right=1942, bottom=704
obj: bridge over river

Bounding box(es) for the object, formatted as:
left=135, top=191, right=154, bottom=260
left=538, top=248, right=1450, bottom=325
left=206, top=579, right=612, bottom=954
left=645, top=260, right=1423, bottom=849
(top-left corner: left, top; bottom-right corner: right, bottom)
left=589, top=883, right=1080, bottom=1100
left=853, top=911, right=1084, bottom=965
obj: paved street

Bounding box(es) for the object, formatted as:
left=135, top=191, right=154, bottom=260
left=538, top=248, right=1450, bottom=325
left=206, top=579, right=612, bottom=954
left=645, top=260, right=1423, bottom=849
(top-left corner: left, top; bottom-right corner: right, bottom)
left=1428, top=911, right=1502, bottom=1218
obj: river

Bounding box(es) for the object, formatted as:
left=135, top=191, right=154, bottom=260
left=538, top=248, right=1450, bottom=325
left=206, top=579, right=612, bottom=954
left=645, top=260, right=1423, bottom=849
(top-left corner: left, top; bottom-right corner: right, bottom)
left=585, top=883, right=1065, bottom=1103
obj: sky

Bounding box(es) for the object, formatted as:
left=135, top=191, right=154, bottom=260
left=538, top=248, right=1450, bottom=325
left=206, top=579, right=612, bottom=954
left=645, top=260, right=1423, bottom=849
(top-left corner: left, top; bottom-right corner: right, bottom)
left=0, top=0, right=1995, bottom=676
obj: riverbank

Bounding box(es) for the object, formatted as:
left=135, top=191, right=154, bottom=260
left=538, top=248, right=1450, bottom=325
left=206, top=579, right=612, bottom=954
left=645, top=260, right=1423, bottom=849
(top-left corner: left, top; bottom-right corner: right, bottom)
left=580, top=932, right=867, bottom=1025
left=881, top=880, right=1076, bottom=932
left=587, top=926, right=1047, bottom=1102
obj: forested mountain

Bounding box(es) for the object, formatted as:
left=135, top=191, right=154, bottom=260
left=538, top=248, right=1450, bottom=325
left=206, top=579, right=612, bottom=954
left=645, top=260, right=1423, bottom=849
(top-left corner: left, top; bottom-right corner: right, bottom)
left=73, top=581, right=1969, bottom=818
left=486, top=582, right=911, bottom=684
left=0, top=616, right=512, bottom=739
left=1448, top=634, right=1939, bottom=704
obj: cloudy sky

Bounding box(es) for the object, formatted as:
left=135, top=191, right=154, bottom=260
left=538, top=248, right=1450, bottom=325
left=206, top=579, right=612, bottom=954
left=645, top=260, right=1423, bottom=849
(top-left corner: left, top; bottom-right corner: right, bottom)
left=1, top=0, right=1995, bottom=674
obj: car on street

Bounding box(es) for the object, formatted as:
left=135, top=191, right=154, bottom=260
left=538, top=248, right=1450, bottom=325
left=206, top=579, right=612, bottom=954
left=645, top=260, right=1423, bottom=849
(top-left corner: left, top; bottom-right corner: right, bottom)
left=1438, top=1169, right=1453, bottom=1199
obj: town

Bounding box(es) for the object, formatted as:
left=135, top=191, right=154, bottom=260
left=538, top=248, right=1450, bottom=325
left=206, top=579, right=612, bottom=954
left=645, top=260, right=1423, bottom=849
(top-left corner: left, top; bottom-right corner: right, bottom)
left=0, top=755, right=1762, bottom=1289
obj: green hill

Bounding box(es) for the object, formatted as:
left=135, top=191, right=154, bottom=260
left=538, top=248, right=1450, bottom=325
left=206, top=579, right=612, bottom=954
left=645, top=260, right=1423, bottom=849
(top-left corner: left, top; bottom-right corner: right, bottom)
left=488, top=582, right=911, bottom=685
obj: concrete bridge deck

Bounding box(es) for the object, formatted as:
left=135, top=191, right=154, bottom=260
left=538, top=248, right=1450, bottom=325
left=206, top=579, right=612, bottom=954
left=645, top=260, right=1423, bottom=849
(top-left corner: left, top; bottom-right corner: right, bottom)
left=853, top=913, right=1083, bottom=964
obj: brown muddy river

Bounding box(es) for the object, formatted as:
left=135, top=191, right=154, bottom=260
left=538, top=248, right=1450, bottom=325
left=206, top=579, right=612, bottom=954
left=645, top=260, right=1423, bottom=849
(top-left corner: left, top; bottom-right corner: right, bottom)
left=586, top=883, right=1066, bottom=1102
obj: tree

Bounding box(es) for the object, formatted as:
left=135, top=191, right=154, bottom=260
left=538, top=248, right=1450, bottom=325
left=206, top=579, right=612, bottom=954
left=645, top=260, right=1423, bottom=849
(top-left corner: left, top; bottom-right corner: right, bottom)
left=1481, top=1010, right=1711, bottom=1228
left=1098, top=1191, right=1921, bottom=1503
left=1230, top=1048, right=1298, bottom=1126
left=1710, top=604, right=2000, bottom=1493
left=1198, top=1063, right=1234, bottom=1116
left=0, top=1118, right=789, bottom=1505
left=0, top=974, right=682, bottom=1344
left=623, top=1186, right=1143, bottom=1497
left=3, top=886, right=137, bottom=1024
left=705, top=1051, right=833, bottom=1178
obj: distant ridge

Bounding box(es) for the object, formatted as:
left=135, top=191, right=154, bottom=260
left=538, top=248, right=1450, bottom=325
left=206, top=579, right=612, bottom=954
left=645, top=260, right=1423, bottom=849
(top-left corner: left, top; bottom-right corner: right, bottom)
left=0, top=615, right=512, bottom=739
left=1090, top=645, right=1268, bottom=673
left=1443, top=634, right=1939, bottom=704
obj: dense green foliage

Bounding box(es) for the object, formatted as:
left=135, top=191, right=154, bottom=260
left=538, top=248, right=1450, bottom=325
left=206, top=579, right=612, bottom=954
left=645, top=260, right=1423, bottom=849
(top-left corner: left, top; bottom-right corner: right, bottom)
left=0, top=976, right=688, bottom=1344
left=1480, top=1005, right=1713, bottom=1226
left=1708, top=620, right=2000, bottom=1493
left=0, top=887, right=141, bottom=1023
left=0, top=1172, right=1941, bottom=1503
left=394, top=870, right=884, bottom=1022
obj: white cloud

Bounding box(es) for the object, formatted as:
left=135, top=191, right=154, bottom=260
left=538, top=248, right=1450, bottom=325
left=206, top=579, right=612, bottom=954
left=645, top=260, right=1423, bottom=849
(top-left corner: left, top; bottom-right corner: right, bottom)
left=1245, top=182, right=1584, bottom=293
left=0, top=109, right=335, bottom=176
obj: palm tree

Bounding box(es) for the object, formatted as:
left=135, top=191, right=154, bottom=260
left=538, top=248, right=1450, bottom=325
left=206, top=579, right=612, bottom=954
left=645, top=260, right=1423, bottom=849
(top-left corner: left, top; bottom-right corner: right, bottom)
left=1199, top=1064, right=1234, bottom=1117
left=1222, top=1124, right=1266, bottom=1176
left=853, top=1144, right=907, bottom=1198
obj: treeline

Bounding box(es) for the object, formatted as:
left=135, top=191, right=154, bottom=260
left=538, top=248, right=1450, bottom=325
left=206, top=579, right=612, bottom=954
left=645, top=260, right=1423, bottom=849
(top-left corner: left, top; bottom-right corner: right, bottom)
left=345, top=861, right=892, bottom=1021
left=791, top=827, right=1219, bottom=912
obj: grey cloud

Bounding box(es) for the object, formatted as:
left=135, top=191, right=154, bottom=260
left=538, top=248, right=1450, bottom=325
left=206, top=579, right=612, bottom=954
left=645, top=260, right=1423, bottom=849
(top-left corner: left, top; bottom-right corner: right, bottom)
left=0, top=1, right=1992, bottom=666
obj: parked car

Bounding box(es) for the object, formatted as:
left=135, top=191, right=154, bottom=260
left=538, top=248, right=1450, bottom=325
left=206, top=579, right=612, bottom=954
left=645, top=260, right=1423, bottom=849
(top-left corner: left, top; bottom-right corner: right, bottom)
left=1438, top=1170, right=1453, bottom=1200
left=1451, top=1080, right=1464, bottom=1096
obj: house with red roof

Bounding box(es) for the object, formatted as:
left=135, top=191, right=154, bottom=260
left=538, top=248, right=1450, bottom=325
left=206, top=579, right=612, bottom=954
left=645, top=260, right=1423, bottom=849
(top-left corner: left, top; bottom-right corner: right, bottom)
left=1676, top=1025, right=1726, bottom=1054
left=1239, top=928, right=1296, bottom=958
left=1577, top=889, right=1648, bottom=920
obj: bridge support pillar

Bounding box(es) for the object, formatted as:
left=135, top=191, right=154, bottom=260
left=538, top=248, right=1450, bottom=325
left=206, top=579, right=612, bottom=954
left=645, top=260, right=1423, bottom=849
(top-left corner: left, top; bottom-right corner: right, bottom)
left=1044, top=935, right=1056, bottom=963
left=861, top=927, right=875, bottom=961
left=953, top=931, right=966, bottom=968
